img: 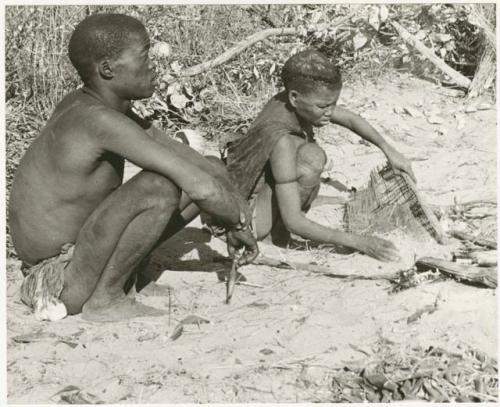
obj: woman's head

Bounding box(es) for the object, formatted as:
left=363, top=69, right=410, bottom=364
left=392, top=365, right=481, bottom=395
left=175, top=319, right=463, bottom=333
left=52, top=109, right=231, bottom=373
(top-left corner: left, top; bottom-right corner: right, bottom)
left=281, top=49, right=342, bottom=126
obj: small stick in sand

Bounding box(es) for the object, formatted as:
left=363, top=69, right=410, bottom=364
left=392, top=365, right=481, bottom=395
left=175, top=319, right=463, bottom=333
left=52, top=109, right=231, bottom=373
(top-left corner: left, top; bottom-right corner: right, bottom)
left=226, top=256, right=239, bottom=304
left=407, top=293, right=441, bottom=323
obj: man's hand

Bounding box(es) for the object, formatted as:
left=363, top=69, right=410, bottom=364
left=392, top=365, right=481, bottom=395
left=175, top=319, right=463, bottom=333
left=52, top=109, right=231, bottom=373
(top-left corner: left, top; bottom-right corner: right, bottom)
left=355, top=235, right=401, bottom=262
left=226, top=229, right=259, bottom=266
left=385, top=146, right=417, bottom=183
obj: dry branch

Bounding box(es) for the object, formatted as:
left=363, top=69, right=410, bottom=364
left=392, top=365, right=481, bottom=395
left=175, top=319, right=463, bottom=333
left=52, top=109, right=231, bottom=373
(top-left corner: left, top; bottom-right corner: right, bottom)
left=471, top=251, right=497, bottom=267
left=180, top=27, right=297, bottom=77
left=416, top=257, right=497, bottom=288
left=252, top=254, right=399, bottom=281
left=391, top=21, right=472, bottom=89
left=450, top=230, right=497, bottom=250
left=178, top=7, right=363, bottom=78
left=407, top=295, right=440, bottom=323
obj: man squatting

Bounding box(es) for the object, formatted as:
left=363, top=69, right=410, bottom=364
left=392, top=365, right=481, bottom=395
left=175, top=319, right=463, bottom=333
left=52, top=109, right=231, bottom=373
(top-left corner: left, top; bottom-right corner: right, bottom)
left=9, top=14, right=258, bottom=322
left=9, top=14, right=415, bottom=322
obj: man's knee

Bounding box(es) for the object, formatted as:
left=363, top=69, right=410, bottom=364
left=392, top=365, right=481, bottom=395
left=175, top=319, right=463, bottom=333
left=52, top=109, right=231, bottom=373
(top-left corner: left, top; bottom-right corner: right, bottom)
left=135, top=171, right=181, bottom=212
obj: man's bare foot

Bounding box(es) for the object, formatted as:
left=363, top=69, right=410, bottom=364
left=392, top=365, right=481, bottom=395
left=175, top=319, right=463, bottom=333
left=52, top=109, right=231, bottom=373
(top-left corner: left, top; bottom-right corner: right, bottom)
left=81, top=296, right=166, bottom=322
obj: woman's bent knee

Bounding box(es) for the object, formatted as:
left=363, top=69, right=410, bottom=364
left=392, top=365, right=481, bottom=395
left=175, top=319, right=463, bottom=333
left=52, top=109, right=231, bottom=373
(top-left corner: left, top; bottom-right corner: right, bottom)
left=296, top=143, right=327, bottom=175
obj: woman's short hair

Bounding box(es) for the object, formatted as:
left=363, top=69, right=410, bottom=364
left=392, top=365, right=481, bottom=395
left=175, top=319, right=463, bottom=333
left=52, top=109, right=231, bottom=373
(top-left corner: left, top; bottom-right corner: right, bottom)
left=281, top=49, right=342, bottom=94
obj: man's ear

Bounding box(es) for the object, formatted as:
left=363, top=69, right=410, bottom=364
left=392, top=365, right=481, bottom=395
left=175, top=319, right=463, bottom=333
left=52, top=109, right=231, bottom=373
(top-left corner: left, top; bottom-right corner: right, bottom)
left=98, top=60, right=114, bottom=80
left=288, top=89, right=300, bottom=108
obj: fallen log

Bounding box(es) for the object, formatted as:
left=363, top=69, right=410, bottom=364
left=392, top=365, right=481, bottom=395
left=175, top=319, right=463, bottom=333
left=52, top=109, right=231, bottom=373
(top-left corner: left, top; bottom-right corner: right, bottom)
left=391, top=21, right=472, bottom=89
left=471, top=251, right=497, bottom=267
left=450, top=230, right=497, bottom=250
left=416, top=257, right=497, bottom=288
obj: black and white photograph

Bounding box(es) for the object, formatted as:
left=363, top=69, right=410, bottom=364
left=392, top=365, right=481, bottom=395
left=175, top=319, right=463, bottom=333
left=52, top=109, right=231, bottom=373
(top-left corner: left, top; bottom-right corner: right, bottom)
left=3, top=2, right=498, bottom=404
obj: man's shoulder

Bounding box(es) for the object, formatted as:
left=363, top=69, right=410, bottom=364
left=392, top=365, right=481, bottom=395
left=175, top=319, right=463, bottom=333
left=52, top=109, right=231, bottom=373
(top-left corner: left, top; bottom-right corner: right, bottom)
left=52, top=90, right=134, bottom=137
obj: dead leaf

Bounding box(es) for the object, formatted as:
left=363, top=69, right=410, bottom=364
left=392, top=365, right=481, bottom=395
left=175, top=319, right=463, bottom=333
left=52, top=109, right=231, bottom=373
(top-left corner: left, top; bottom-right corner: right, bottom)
left=170, top=324, right=183, bottom=341
left=349, top=343, right=371, bottom=356
left=477, top=102, right=492, bottom=111
left=170, top=60, right=182, bottom=73
left=415, top=30, right=428, bottom=40
left=138, top=332, right=159, bottom=342
left=427, top=115, right=444, bottom=125
left=190, top=101, right=202, bottom=113
left=57, top=340, right=79, bottom=349
left=161, top=72, right=175, bottom=84
left=169, top=93, right=189, bottom=110
left=368, top=6, right=380, bottom=31
left=247, top=301, right=270, bottom=309
left=404, top=107, right=424, bottom=118
left=363, top=369, right=389, bottom=389
left=151, top=42, right=171, bottom=58
left=183, top=85, right=193, bottom=99
left=52, top=386, right=104, bottom=404
left=464, top=105, right=477, bottom=113
left=180, top=315, right=211, bottom=325
left=379, top=5, right=389, bottom=22
left=61, top=391, right=104, bottom=404
left=253, top=66, right=260, bottom=79
left=53, top=385, right=80, bottom=396
left=353, top=32, right=368, bottom=50
left=433, top=33, right=453, bottom=43
left=259, top=348, right=274, bottom=355
left=12, top=330, right=54, bottom=343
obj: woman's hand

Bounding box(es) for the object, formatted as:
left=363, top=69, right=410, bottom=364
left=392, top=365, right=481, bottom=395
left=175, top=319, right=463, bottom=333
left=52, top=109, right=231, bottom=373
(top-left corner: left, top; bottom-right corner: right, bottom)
left=385, top=146, right=417, bottom=183
left=355, top=235, right=401, bottom=262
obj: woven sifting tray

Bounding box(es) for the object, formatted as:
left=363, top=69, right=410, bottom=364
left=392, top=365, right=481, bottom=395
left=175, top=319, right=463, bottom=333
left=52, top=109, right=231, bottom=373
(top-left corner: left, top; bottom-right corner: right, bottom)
left=344, top=165, right=445, bottom=243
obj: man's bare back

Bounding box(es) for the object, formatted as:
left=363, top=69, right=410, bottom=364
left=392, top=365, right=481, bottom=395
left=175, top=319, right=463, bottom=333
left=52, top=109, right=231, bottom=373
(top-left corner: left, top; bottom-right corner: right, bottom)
left=10, top=90, right=125, bottom=265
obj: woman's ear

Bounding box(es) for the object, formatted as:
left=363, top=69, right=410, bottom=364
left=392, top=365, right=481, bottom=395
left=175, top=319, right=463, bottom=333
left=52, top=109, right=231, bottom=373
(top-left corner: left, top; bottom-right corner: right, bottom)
left=288, top=89, right=300, bottom=108
left=98, top=60, right=114, bottom=80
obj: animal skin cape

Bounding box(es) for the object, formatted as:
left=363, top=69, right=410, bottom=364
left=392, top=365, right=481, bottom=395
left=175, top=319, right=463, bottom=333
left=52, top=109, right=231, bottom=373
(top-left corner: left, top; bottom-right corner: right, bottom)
left=226, top=91, right=313, bottom=199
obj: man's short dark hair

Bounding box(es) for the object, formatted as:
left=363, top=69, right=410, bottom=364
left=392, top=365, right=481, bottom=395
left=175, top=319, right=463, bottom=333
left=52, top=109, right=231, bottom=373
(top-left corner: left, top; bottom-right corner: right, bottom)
left=68, top=13, right=147, bottom=83
left=281, top=49, right=342, bottom=94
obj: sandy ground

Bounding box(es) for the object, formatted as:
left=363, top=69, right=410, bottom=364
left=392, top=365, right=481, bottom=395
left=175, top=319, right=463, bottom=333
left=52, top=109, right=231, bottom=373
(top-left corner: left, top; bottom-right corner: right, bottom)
left=6, top=74, right=497, bottom=403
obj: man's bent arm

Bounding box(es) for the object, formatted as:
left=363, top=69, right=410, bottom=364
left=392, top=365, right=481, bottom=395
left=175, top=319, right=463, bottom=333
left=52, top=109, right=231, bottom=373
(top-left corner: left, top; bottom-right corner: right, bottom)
left=94, top=108, right=245, bottom=228
left=126, top=111, right=247, bottom=215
